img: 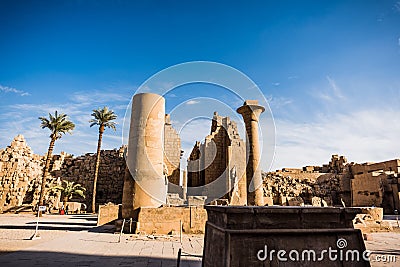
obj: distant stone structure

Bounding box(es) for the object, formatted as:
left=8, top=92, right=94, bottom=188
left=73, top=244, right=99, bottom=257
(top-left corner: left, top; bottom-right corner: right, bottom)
left=263, top=154, right=400, bottom=213
left=264, top=155, right=353, bottom=207
left=350, top=159, right=400, bottom=213
left=187, top=112, right=247, bottom=205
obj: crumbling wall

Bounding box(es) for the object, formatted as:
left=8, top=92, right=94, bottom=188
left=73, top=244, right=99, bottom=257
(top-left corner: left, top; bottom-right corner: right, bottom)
left=350, top=159, right=400, bottom=213
left=187, top=112, right=246, bottom=205
left=263, top=155, right=353, bottom=207
left=187, top=141, right=202, bottom=187
left=0, top=135, right=43, bottom=212
left=0, top=135, right=127, bottom=212
left=164, top=114, right=181, bottom=185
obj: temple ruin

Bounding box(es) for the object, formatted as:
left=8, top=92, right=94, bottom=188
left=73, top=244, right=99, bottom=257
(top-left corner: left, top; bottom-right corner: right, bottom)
left=187, top=112, right=247, bottom=205
left=0, top=94, right=399, bottom=222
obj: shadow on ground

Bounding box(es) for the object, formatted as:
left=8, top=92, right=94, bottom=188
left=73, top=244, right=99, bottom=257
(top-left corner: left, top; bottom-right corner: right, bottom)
left=25, top=221, right=96, bottom=226
left=0, top=250, right=200, bottom=267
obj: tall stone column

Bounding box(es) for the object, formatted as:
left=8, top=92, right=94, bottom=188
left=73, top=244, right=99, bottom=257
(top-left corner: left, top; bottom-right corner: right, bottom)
left=123, top=93, right=167, bottom=214
left=182, top=170, right=187, bottom=200
left=237, top=100, right=265, bottom=206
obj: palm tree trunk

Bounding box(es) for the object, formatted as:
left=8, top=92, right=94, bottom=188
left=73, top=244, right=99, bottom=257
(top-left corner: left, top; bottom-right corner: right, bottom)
left=38, top=137, right=56, bottom=206
left=92, top=125, right=104, bottom=213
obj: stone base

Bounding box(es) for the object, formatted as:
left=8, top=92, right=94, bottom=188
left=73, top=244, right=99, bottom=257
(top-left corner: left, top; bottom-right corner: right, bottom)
left=203, top=206, right=370, bottom=267
left=97, top=203, right=120, bottom=226
left=121, top=206, right=207, bottom=235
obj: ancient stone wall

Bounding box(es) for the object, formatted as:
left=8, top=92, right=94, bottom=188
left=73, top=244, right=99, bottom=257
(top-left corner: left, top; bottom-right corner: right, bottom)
left=53, top=147, right=126, bottom=209
left=350, top=159, right=400, bottom=213
left=187, top=141, right=202, bottom=187
left=187, top=112, right=247, bottom=205
left=0, top=135, right=127, bottom=212
left=0, top=135, right=43, bottom=212
left=263, top=155, right=353, bottom=207
left=164, top=114, right=181, bottom=185
left=135, top=206, right=207, bottom=234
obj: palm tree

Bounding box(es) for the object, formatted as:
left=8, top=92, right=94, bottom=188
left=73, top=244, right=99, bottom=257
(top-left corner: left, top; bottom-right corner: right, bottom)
left=89, top=107, right=117, bottom=213
left=38, top=111, right=75, bottom=206
left=51, top=180, right=86, bottom=209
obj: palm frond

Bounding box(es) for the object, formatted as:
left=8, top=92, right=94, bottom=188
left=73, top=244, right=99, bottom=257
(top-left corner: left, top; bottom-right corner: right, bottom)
left=90, top=107, right=118, bottom=130
left=74, top=190, right=86, bottom=199
left=50, top=185, right=64, bottom=191
left=51, top=180, right=86, bottom=200
left=39, top=111, right=75, bottom=139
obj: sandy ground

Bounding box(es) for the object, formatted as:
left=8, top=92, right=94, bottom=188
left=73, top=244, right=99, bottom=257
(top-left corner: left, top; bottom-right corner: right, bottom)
left=0, top=213, right=94, bottom=254
left=0, top=213, right=399, bottom=266
left=0, top=213, right=202, bottom=266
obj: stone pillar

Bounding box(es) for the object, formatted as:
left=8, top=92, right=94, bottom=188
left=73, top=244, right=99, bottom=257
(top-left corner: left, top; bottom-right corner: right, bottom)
left=124, top=93, right=167, bottom=212
left=182, top=170, right=187, bottom=200
left=237, top=100, right=265, bottom=206
left=122, top=167, right=135, bottom=218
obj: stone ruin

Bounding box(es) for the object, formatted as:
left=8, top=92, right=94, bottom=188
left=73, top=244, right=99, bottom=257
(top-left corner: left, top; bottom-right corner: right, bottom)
left=0, top=102, right=182, bottom=213
left=0, top=93, right=390, bottom=266
left=0, top=134, right=127, bottom=213
left=187, top=112, right=247, bottom=205
left=0, top=135, right=43, bottom=212
left=262, top=155, right=400, bottom=214
left=262, top=155, right=353, bottom=207
left=0, top=93, right=399, bottom=220
left=351, top=159, right=400, bottom=213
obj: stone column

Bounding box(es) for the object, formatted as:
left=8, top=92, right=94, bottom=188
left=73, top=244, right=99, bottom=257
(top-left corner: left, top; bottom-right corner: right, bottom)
left=237, top=100, right=265, bottom=206
left=124, top=93, right=167, bottom=212
left=182, top=170, right=187, bottom=200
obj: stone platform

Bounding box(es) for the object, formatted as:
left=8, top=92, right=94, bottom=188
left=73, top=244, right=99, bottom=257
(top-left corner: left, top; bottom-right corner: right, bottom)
left=119, top=206, right=207, bottom=235
left=202, top=206, right=370, bottom=267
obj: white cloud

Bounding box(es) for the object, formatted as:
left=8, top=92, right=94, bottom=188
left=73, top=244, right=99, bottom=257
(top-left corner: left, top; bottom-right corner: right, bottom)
left=186, top=100, right=200, bottom=105
left=270, top=108, right=400, bottom=170
left=0, top=84, right=30, bottom=96
left=272, top=82, right=280, bottom=86
left=394, top=1, right=400, bottom=12
left=266, top=95, right=293, bottom=109
left=326, top=76, right=345, bottom=99
left=70, top=91, right=130, bottom=105
left=313, top=76, right=346, bottom=102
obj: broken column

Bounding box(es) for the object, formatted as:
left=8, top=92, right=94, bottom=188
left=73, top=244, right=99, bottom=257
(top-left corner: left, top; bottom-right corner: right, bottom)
left=237, top=100, right=265, bottom=206
left=123, top=93, right=167, bottom=213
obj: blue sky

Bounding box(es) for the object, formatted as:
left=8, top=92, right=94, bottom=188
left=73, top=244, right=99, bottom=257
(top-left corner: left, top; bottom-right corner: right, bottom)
left=0, top=0, right=400, bottom=170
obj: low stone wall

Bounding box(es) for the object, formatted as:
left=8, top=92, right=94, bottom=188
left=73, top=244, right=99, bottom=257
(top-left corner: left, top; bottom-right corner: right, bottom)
left=98, top=203, right=120, bottom=226
left=135, top=206, right=207, bottom=235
